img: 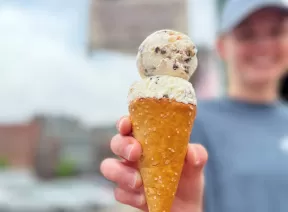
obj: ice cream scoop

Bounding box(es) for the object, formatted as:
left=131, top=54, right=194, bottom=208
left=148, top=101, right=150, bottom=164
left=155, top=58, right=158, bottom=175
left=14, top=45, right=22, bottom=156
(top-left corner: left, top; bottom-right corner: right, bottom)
left=136, top=29, right=198, bottom=81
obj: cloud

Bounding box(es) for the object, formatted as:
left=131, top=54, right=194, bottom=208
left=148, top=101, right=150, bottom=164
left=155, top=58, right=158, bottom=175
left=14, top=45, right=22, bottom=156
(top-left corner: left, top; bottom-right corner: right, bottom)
left=0, top=4, right=139, bottom=126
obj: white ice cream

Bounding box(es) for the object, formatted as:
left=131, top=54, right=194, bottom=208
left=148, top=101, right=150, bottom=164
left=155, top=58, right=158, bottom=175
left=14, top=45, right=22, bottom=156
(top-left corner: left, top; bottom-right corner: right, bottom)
left=137, top=29, right=198, bottom=81
left=128, top=75, right=197, bottom=105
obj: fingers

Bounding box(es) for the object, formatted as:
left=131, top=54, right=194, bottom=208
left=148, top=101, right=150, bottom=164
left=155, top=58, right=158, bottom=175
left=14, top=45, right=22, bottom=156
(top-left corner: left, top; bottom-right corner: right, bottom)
left=117, top=116, right=132, bottom=136
left=186, top=143, right=208, bottom=171
left=113, top=116, right=142, bottom=161
left=100, top=158, right=142, bottom=189
left=114, top=187, right=148, bottom=211
left=110, top=134, right=142, bottom=161
left=101, top=158, right=147, bottom=210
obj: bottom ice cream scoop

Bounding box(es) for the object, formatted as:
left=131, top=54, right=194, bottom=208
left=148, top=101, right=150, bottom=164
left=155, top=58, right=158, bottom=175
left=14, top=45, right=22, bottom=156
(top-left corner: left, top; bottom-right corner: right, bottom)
left=128, top=75, right=197, bottom=105
left=136, top=29, right=198, bottom=81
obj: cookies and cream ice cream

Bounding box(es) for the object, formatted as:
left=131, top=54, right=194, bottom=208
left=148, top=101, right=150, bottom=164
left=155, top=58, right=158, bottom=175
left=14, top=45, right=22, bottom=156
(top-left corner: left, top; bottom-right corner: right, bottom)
left=136, top=29, right=198, bottom=80
left=128, top=75, right=196, bottom=105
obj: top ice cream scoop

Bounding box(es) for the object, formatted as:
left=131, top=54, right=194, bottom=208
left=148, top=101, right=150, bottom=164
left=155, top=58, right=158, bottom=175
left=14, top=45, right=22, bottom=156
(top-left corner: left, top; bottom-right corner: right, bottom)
left=136, top=29, right=198, bottom=81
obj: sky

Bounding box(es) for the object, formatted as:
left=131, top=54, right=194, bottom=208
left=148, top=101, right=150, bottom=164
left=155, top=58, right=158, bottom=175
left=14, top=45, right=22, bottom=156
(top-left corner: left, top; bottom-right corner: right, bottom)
left=0, top=0, right=139, bottom=126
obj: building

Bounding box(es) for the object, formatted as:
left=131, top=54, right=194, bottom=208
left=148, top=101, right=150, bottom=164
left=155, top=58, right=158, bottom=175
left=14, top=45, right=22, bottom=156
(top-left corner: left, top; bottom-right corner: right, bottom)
left=90, top=126, right=117, bottom=174
left=88, top=0, right=188, bottom=54
left=0, top=119, right=40, bottom=168
left=0, top=114, right=117, bottom=179
left=34, top=115, right=96, bottom=178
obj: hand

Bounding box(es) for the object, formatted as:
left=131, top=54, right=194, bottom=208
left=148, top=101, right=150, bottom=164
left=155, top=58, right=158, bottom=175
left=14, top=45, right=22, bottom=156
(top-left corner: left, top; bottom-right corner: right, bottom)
left=100, top=116, right=208, bottom=212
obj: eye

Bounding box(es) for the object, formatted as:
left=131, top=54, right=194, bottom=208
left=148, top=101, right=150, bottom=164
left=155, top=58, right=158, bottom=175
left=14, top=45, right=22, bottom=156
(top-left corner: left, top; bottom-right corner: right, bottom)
left=269, top=25, right=283, bottom=38
left=234, top=28, right=254, bottom=41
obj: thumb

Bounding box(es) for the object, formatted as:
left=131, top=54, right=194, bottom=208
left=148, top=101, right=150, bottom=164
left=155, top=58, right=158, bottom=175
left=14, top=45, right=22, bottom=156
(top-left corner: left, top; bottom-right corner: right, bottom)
left=176, top=144, right=208, bottom=204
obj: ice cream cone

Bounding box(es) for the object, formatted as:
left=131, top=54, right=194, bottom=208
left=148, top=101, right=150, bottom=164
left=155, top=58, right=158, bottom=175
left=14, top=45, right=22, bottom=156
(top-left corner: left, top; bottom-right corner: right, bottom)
left=129, top=97, right=197, bottom=212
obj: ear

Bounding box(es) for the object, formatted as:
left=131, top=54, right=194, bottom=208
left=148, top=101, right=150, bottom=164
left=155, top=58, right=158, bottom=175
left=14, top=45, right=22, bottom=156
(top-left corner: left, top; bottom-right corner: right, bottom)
left=216, top=36, right=226, bottom=60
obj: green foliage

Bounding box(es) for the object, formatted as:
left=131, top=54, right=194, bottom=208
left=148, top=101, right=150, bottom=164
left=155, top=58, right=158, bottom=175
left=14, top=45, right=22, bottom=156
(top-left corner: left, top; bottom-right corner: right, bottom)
left=55, top=159, right=77, bottom=177
left=0, top=157, right=9, bottom=169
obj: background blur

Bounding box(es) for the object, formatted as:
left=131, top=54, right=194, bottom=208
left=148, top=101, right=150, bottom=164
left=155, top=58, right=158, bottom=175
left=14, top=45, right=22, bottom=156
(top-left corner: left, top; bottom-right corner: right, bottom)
left=0, top=0, right=287, bottom=212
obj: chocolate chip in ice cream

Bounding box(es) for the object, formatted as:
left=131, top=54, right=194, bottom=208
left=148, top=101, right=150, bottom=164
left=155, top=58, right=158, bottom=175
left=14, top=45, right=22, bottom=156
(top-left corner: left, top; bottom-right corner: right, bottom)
left=186, top=50, right=192, bottom=57
left=163, top=94, right=169, bottom=98
left=155, top=47, right=160, bottom=53
left=144, top=69, right=152, bottom=77
left=184, top=66, right=190, bottom=74
left=184, top=58, right=191, bottom=63
left=173, top=64, right=179, bottom=70
left=161, top=49, right=166, bottom=54
left=154, top=76, right=160, bottom=84
left=144, top=66, right=157, bottom=77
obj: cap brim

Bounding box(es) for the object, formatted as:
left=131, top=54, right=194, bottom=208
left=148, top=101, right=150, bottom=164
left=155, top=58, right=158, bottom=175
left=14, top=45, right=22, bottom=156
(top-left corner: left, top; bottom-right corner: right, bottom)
left=220, top=1, right=288, bottom=34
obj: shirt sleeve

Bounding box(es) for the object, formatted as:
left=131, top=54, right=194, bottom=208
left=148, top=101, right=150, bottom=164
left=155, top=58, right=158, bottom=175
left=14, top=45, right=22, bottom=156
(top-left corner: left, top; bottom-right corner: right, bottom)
left=190, top=118, right=220, bottom=212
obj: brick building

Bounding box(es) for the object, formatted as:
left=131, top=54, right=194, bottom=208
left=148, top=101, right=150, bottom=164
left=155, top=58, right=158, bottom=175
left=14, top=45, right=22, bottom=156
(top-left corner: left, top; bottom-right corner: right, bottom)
left=0, top=114, right=117, bottom=179
left=0, top=119, right=41, bottom=168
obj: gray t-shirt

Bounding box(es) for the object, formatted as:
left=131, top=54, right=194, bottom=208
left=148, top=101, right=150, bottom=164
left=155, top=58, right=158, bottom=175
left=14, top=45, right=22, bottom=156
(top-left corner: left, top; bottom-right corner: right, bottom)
left=190, top=97, right=288, bottom=212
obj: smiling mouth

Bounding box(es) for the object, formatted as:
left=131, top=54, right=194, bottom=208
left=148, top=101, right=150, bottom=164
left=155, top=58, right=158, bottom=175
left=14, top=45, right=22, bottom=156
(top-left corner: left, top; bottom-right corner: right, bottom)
left=248, top=55, right=278, bottom=69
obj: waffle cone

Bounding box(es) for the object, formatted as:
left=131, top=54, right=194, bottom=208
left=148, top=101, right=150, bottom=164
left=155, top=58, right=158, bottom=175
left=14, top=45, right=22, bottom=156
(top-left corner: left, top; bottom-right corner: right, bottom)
left=129, top=97, right=197, bottom=212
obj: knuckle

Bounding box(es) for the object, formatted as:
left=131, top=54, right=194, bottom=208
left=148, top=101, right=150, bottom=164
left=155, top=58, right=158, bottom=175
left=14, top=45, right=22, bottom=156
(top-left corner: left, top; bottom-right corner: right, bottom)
left=99, top=160, right=107, bottom=175
left=99, top=159, right=111, bottom=176
left=99, top=159, right=123, bottom=183
left=137, top=195, right=146, bottom=207
left=110, top=134, right=120, bottom=146
left=114, top=188, right=121, bottom=201
left=110, top=134, right=122, bottom=153
left=114, top=188, right=128, bottom=204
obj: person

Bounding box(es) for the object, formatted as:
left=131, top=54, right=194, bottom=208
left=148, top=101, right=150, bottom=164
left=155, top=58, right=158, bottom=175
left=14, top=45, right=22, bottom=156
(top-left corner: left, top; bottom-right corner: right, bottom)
left=100, top=0, right=288, bottom=211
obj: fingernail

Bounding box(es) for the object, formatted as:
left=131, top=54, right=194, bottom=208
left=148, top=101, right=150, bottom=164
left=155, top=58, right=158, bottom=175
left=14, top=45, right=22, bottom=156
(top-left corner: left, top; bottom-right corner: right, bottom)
left=192, top=145, right=201, bottom=166
left=129, top=172, right=141, bottom=188
left=124, top=144, right=134, bottom=160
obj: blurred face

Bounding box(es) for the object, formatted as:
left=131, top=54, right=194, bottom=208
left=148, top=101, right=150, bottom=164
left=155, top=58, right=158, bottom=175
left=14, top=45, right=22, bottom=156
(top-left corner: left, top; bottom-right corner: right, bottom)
left=218, top=8, right=287, bottom=87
